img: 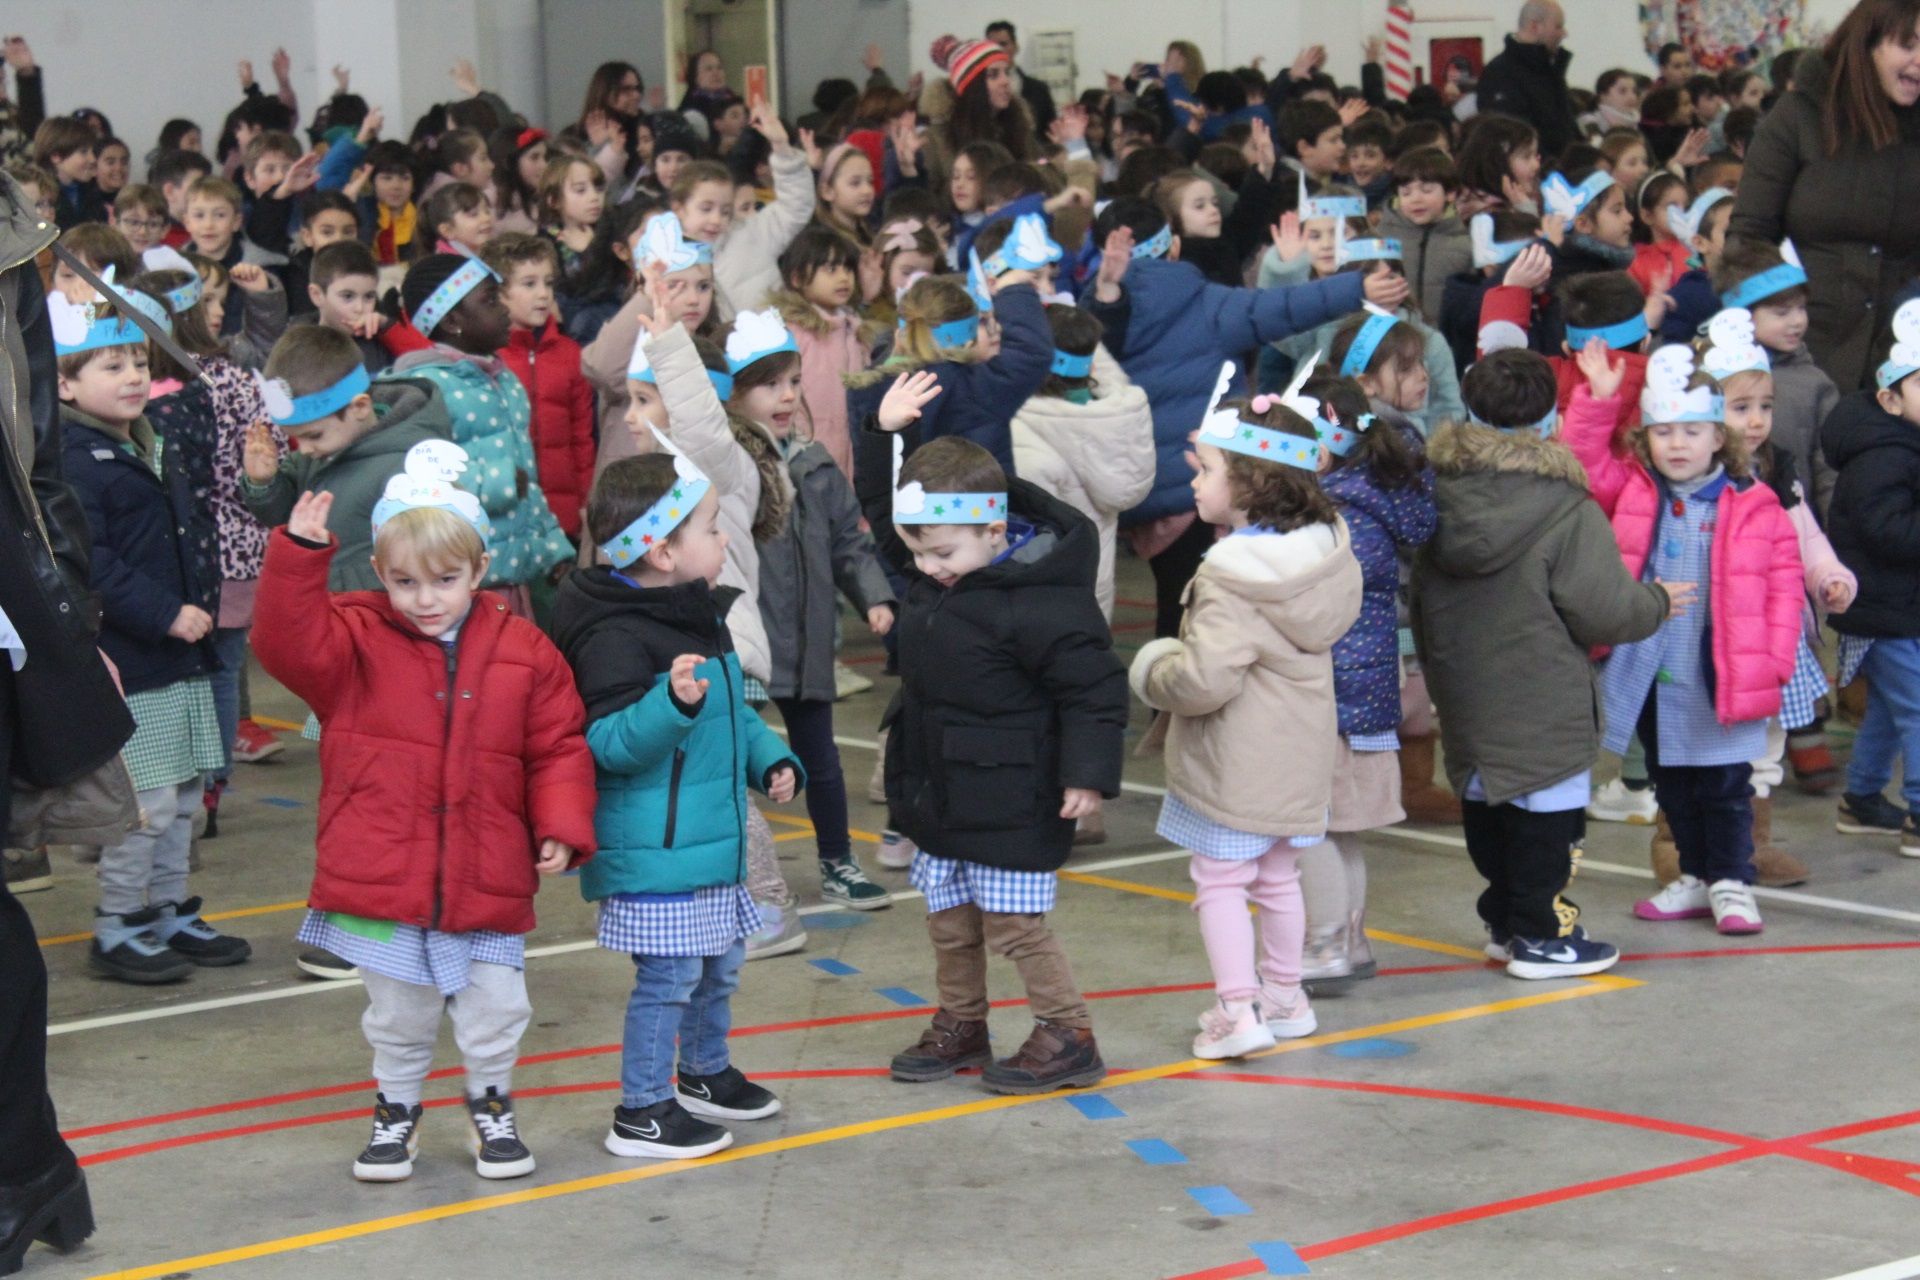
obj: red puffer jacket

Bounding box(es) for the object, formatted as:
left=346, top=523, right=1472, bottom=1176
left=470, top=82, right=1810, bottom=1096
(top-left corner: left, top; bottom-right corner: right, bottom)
left=253, top=530, right=598, bottom=934
left=500, top=322, right=597, bottom=540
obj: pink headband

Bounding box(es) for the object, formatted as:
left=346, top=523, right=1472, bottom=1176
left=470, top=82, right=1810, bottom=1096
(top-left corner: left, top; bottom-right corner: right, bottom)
left=817, top=143, right=860, bottom=191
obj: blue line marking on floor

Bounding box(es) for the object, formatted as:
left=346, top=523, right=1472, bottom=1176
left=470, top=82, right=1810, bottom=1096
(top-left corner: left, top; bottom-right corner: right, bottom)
left=807, top=911, right=872, bottom=930
left=809, top=958, right=859, bottom=976
left=1065, top=1095, right=1125, bottom=1120
left=1324, top=1038, right=1417, bottom=1059
left=1187, top=1186, right=1253, bottom=1216
left=1250, top=1240, right=1311, bottom=1274
left=256, top=796, right=304, bottom=808
left=873, top=986, right=929, bottom=1007
left=1126, top=1138, right=1187, bottom=1165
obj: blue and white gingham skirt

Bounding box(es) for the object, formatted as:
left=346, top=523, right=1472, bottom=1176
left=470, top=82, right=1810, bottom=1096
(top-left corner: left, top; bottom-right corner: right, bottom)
left=1780, top=632, right=1830, bottom=732
left=295, top=910, right=524, bottom=997
left=909, top=852, right=1057, bottom=914
left=1156, top=792, right=1324, bottom=862
left=596, top=886, right=762, bottom=958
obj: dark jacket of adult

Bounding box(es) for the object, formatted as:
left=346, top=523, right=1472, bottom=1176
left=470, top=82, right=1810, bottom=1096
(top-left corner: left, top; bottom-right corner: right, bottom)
left=883, top=480, right=1128, bottom=871
left=1475, top=35, right=1578, bottom=160
left=1731, top=51, right=1920, bottom=391
left=1820, top=390, right=1920, bottom=638
left=1017, top=69, right=1057, bottom=137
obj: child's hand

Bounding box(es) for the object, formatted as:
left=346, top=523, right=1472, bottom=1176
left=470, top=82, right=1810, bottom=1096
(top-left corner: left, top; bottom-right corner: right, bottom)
left=669, top=653, right=710, bottom=707
left=333, top=63, right=351, bottom=93
left=1042, top=185, right=1092, bottom=215
left=1539, top=213, right=1567, bottom=247
left=888, top=111, right=923, bottom=176
left=1049, top=102, right=1088, bottom=147
left=877, top=370, right=942, bottom=432
left=1822, top=577, right=1855, bottom=612
left=353, top=311, right=383, bottom=340
left=287, top=489, right=335, bottom=543
left=1671, top=128, right=1710, bottom=171
left=1269, top=211, right=1305, bottom=263
left=168, top=604, right=214, bottom=643
left=237, top=58, right=255, bottom=89
left=1362, top=270, right=1410, bottom=310
left=863, top=42, right=885, bottom=72
left=1643, top=265, right=1675, bottom=332
left=356, top=106, right=385, bottom=145
left=272, top=46, right=292, bottom=87
left=1337, top=97, right=1371, bottom=127
left=243, top=422, right=281, bottom=482
left=1503, top=243, right=1552, bottom=291
left=751, top=99, right=789, bottom=151
left=1501, top=173, right=1534, bottom=212
left=797, top=126, right=824, bottom=171
left=344, top=163, right=374, bottom=199
left=1576, top=337, right=1626, bottom=400
left=866, top=604, right=893, bottom=637
left=766, top=764, right=797, bottom=804
left=273, top=151, right=322, bottom=199
left=1094, top=226, right=1134, bottom=302
left=450, top=57, right=481, bottom=97
left=1246, top=117, right=1276, bottom=178
left=535, top=839, right=573, bottom=875
left=1060, top=787, right=1102, bottom=820
left=229, top=263, right=270, bottom=294
left=858, top=245, right=886, bottom=303
left=1658, top=579, right=1698, bottom=617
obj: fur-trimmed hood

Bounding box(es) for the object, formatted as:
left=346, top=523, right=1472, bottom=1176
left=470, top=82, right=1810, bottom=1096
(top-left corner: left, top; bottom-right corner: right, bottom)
left=1425, top=421, right=1594, bottom=579
left=768, top=287, right=889, bottom=349
left=1427, top=419, right=1588, bottom=488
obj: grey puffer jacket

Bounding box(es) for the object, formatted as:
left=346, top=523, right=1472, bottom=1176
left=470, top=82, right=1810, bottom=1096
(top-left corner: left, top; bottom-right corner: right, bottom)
left=757, top=439, right=894, bottom=702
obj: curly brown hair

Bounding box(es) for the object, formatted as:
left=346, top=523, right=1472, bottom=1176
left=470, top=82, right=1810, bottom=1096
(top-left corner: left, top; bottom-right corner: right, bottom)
left=1215, top=397, right=1339, bottom=531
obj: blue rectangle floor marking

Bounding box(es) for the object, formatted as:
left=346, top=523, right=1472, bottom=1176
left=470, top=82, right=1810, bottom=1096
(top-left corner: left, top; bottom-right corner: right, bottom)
left=1250, top=1240, right=1310, bottom=1274
left=1187, top=1185, right=1253, bottom=1216
left=808, top=958, right=859, bottom=976
left=1065, top=1095, right=1125, bottom=1120
left=1126, top=1138, right=1187, bottom=1165
left=256, top=796, right=304, bottom=808
left=873, top=986, right=929, bottom=1007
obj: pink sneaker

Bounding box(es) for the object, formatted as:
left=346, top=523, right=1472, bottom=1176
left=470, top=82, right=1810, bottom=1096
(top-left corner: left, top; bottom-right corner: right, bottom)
left=1633, top=874, right=1711, bottom=921
left=1709, top=879, right=1763, bottom=935
left=1192, top=1000, right=1276, bottom=1059
left=1258, top=982, right=1319, bottom=1039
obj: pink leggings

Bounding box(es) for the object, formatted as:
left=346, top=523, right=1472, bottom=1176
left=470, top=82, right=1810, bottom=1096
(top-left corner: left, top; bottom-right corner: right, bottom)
left=1189, top=842, right=1311, bottom=1002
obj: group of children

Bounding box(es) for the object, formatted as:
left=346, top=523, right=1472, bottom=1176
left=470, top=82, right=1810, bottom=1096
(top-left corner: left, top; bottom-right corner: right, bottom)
left=24, top=31, right=1920, bottom=1185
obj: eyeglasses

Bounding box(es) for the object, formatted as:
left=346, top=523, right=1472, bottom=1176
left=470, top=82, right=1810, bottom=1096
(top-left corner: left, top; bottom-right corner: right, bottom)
left=118, top=217, right=165, bottom=232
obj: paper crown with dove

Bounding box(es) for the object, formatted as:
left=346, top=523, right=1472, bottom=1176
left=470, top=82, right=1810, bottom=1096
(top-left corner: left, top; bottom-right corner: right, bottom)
left=633, top=211, right=713, bottom=274
left=725, top=308, right=800, bottom=374
left=370, top=441, right=491, bottom=543
left=1336, top=236, right=1402, bottom=268
left=1131, top=222, right=1173, bottom=259
left=1540, top=170, right=1617, bottom=222
left=1193, top=358, right=1322, bottom=472
left=1699, top=308, right=1772, bottom=383
left=411, top=257, right=499, bottom=338
left=891, top=432, right=1007, bottom=526
left=1296, top=170, right=1366, bottom=224
left=1640, top=344, right=1725, bottom=425
left=46, top=267, right=173, bottom=356
left=1878, top=298, right=1920, bottom=391
left=1469, top=212, right=1532, bottom=269
left=1720, top=238, right=1807, bottom=310
left=254, top=365, right=372, bottom=427
left=979, top=213, right=1063, bottom=278
left=1339, top=303, right=1402, bottom=378
left=965, top=249, right=995, bottom=315
left=625, top=327, right=736, bottom=401
left=599, top=427, right=714, bottom=568
left=140, top=245, right=203, bottom=313
left=1665, top=188, right=1732, bottom=245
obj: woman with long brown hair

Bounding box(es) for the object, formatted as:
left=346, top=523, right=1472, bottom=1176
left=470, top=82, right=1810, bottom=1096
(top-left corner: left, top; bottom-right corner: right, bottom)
left=1730, top=0, right=1920, bottom=389
left=918, top=35, right=1036, bottom=193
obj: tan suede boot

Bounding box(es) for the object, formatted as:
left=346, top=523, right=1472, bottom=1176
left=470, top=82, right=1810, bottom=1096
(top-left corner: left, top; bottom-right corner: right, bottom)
left=1398, top=734, right=1462, bottom=824
left=1751, top=794, right=1809, bottom=887
left=1650, top=809, right=1680, bottom=885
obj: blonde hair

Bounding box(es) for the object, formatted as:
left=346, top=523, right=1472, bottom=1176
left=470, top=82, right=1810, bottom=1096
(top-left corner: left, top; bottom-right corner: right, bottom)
left=856, top=275, right=978, bottom=380
left=1626, top=374, right=1751, bottom=480
left=373, top=506, right=487, bottom=574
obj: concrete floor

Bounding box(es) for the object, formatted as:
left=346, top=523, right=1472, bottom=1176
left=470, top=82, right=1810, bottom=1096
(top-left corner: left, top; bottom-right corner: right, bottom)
left=19, top=556, right=1920, bottom=1280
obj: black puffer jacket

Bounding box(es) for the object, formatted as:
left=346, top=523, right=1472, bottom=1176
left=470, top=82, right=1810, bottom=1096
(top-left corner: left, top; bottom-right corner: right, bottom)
left=1475, top=36, right=1578, bottom=160
left=883, top=480, right=1128, bottom=871
left=1820, top=390, right=1920, bottom=638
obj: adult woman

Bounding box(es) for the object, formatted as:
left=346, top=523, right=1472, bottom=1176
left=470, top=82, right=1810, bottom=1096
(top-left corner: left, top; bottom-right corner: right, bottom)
left=919, top=34, right=1035, bottom=194
left=1731, top=0, right=1920, bottom=390
left=679, top=50, right=743, bottom=130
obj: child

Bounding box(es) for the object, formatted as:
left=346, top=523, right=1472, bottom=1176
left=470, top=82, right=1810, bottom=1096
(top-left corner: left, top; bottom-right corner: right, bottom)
left=1629, top=171, right=1690, bottom=296
left=1715, top=238, right=1837, bottom=520
left=1342, top=115, right=1394, bottom=209
left=1411, top=348, right=1669, bottom=976
left=187, top=253, right=287, bottom=369
left=357, top=140, right=422, bottom=267
left=944, top=141, right=1015, bottom=265
left=1295, top=373, right=1434, bottom=987
left=149, top=148, right=213, bottom=249
left=874, top=216, right=942, bottom=326
left=551, top=451, right=804, bottom=1158
left=238, top=130, right=317, bottom=257
left=300, top=239, right=391, bottom=373
left=428, top=128, right=495, bottom=203
left=1152, top=130, right=1284, bottom=288
left=1452, top=116, right=1539, bottom=219
left=252, top=463, right=596, bottom=1182
left=1598, top=129, right=1651, bottom=198
left=769, top=227, right=877, bottom=480
left=1011, top=303, right=1155, bottom=621
left=33, top=117, right=105, bottom=228
left=95, top=136, right=129, bottom=197
left=1821, top=300, right=1920, bottom=856
left=282, top=190, right=359, bottom=318
left=1479, top=261, right=1655, bottom=419
left=1379, top=147, right=1472, bottom=323
left=878, top=424, right=1127, bottom=1091
left=537, top=154, right=607, bottom=285
left=1277, top=99, right=1346, bottom=187
left=1439, top=209, right=1542, bottom=374
left=378, top=254, right=576, bottom=614
left=1568, top=341, right=1801, bottom=934
left=491, top=126, right=548, bottom=235
left=814, top=144, right=877, bottom=249
left=49, top=224, right=136, bottom=305
left=1658, top=187, right=1733, bottom=345
left=678, top=104, right=813, bottom=313
left=1256, top=181, right=1369, bottom=290
left=486, top=233, right=595, bottom=543
left=1130, top=368, right=1361, bottom=1053
left=112, top=184, right=171, bottom=256
left=183, top=175, right=288, bottom=337
left=423, top=181, right=496, bottom=257
left=53, top=286, right=250, bottom=982
left=1540, top=168, right=1635, bottom=281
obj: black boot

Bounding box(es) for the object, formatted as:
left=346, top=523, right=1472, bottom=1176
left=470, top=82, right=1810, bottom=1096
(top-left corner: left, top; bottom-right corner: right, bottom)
left=0, top=1152, right=94, bottom=1275
left=88, top=907, right=192, bottom=984
left=152, top=897, right=251, bottom=967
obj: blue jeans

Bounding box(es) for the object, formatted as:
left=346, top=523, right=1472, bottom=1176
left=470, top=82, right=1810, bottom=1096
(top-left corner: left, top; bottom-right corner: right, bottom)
left=620, top=940, right=743, bottom=1108
left=208, top=626, right=250, bottom=783
left=1846, top=638, right=1920, bottom=810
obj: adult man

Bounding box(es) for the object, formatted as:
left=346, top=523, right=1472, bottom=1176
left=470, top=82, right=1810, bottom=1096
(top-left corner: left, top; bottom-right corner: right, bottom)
left=1476, top=0, right=1577, bottom=159
left=986, top=21, right=1056, bottom=136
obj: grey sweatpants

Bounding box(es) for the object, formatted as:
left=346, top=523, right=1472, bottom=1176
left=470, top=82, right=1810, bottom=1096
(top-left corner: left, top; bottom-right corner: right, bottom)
left=360, top=963, right=532, bottom=1105
left=97, top=777, right=200, bottom=915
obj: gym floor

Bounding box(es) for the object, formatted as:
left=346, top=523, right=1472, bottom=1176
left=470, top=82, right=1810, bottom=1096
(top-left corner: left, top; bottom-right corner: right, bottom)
left=19, top=556, right=1920, bottom=1280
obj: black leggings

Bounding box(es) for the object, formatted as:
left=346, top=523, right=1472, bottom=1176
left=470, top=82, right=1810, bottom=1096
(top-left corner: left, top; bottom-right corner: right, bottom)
left=1148, top=518, right=1216, bottom=639
left=774, top=697, right=851, bottom=863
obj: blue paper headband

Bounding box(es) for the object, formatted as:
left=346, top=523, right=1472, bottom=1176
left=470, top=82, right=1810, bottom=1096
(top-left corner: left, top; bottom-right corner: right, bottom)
left=1339, top=311, right=1401, bottom=377
left=1320, top=411, right=1375, bottom=458
left=265, top=365, right=371, bottom=427
left=1565, top=314, right=1650, bottom=351
left=161, top=274, right=202, bottom=314
left=600, top=464, right=714, bottom=567
left=1133, top=224, right=1173, bottom=259
left=1878, top=358, right=1920, bottom=392
left=895, top=489, right=1009, bottom=525
left=1303, top=194, right=1367, bottom=222
left=1720, top=263, right=1808, bottom=311
left=1469, top=407, right=1558, bottom=440
left=1204, top=418, right=1321, bottom=471
left=50, top=289, right=172, bottom=356
left=725, top=332, right=798, bottom=375
left=625, top=361, right=735, bottom=404
left=1340, top=238, right=1402, bottom=264
left=914, top=315, right=980, bottom=350
left=412, top=258, right=499, bottom=337
left=1051, top=349, right=1093, bottom=378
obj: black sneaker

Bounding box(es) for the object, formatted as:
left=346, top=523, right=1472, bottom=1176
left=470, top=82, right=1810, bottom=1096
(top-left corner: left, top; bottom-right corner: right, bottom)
left=676, top=1066, right=782, bottom=1120
left=88, top=908, right=193, bottom=984
left=153, top=897, right=252, bottom=966
left=296, top=947, right=359, bottom=980
left=352, top=1095, right=422, bottom=1182
left=1838, top=791, right=1908, bottom=835
left=465, top=1087, right=535, bottom=1179
left=604, top=1098, right=733, bottom=1159
left=1902, top=816, right=1920, bottom=860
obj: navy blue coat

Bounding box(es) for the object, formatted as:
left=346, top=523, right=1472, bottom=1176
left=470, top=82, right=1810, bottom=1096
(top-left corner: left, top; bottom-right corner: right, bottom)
left=1081, top=258, right=1363, bottom=525
left=61, top=409, right=217, bottom=694
left=1324, top=450, right=1436, bottom=736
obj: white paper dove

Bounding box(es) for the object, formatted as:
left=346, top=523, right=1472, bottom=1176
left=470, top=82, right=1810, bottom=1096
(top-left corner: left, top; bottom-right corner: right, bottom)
left=1879, top=298, right=1920, bottom=390
left=141, top=245, right=195, bottom=276
left=45, top=290, right=93, bottom=351
left=1665, top=188, right=1730, bottom=243
left=634, top=211, right=708, bottom=273
left=1541, top=171, right=1613, bottom=222
left=966, top=250, right=994, bottom=314
left=983, top=213, right=1062, bottom=275
left=890, top=432, right=927, bottom=515
left=252, top=370, right=296, bottom=423
left=1640, top=343, right=1723, bottom=423
left=1195, top=360, right=1240, bottom=443
left=404, top=439, right=471, bottom=484
left=627, top=329, right=656, bottom=382
left=725, top=307, right=796, bottom=372
left=1700, top=308, right=1769, bottom=381
left=1781, top=238, right=1803, bottom=271
left=1469, top=212, right=1529, bottom=269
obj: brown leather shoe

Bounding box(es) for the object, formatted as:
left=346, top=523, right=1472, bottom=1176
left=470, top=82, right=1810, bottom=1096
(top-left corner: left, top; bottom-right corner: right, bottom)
left=1398, top=734, right=1463, bottom=824
left=1650, top=809, right=1680, bottom=885
left=1751, top=794, right=1809, bottom=887
left=890, top=1009, right=991, bottom=1082
left=981, top=1021, right=1106, bottom=1095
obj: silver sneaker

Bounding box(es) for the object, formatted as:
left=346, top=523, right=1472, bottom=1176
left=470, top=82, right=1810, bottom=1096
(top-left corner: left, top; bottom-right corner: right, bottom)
left=744, top=899, right=808, bottom=961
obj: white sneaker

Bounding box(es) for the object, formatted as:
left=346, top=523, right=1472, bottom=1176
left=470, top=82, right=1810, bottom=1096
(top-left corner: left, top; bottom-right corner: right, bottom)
left=1258, top=983, right=1319, bottom=1038
left=867, top=730, right=889, bottom=804
left=744, top=900, right=808, bottom=961
left=1587, top=777, right=1658, bottom=824
left=1633, top=874, right=1711, bottom=921
left=833, top=660, right=874, bottom=700
left=1708, top=879, right=1763, bottom=935
left=1192, top=1000, right=1277, bottom=1059
left=876, top=830, right=917, bottom=869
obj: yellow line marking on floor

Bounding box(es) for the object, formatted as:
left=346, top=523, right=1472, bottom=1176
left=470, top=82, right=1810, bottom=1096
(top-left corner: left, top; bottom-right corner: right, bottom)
left=1059, top=869, right=1198, bottom=905
left=249, top=716, right=304, bottom=732
left=84, top=978, right=1631, bottom=1280
left=762, top=810, right=882, bottom=845
left=37, top=900, right=311, bottom=947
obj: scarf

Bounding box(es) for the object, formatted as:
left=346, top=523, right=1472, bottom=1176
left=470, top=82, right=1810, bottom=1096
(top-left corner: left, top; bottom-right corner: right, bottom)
left=375, top=201, right=417, bottom=265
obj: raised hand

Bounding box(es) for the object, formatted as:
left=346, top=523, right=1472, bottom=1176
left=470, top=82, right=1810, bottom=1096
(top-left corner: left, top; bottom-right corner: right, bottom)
left=272, top=46, right=292, bottom=86
left=1365, top=34, right=1384, bottom=64
left=243, top=422, right=280, bottom=483
left=1539, top=212, right=1568, bottom=247
left=1095, top=225, right=1135, bottom=301
left=1270, top=211, right=1306, bottom=262
left=1671, top=127, right=1710, bottom=171
left=797, top=126, right=823, bottom=170
left=228, top=262, right=270, bottom=293
left=356, top=106, right=385, bottom=144
left=1290, top=44, right=1325, bottom=81
left=343, top=163, right=374, bottom=199
left=1644, top=264, right=1675, bottom=331
left=1338, top=96, right=1371, bottom=127
left=1248, top=117, right=1277, bottom=178
left=237, top=58, right=255, bottom=89
left=669, top=653, right=710, bottom=705
left=286, top=489, right=334, bottom=543
left=1503, top=242, right=1552, bottom=290
left=751, top=99, right=789, bottom=151
left=1049, top=102, right=1089, bottom=147
left=889, top=111, right=922, bottom=175
left=1576, top=337, right=1625, bottom=400
left=450, top=58, right=480, bottom=97
left=862, top=42, right=884, bottom=73
left=332, top=63, right=351, bottom=94
left=877, top=370, right=943, bottom=431
left=3, top=36, right=35, bottom=72
left=273, top=151, right=322, bottom=199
